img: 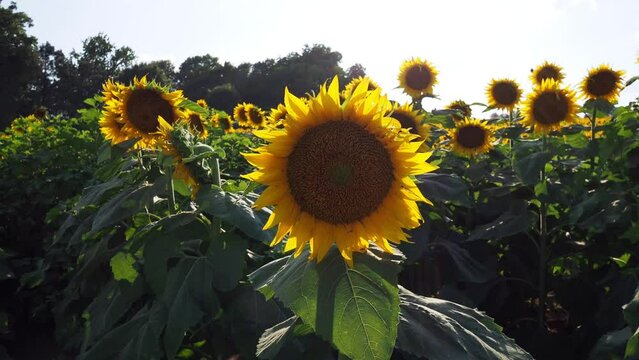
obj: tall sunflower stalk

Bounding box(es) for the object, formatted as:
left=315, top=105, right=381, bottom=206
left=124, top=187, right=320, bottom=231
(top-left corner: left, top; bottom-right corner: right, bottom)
left=538, top=135, right=548, bottom=329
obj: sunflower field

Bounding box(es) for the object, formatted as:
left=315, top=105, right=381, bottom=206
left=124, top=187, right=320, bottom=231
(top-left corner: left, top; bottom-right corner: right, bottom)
left=2, top=15, right=639, bottom=358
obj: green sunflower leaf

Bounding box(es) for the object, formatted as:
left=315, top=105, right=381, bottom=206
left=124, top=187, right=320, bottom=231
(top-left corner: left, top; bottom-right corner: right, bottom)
left=249, top=247, right=402, bottom=360
left=396, top=286, right=534, bottom=360
left=256, top=316, right=300, bottom=359
left=514, top=151, right=551, bottom=185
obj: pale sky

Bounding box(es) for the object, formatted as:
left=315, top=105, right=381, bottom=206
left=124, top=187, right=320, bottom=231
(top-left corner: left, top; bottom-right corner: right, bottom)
left=16, top=0, right=639, bottom=110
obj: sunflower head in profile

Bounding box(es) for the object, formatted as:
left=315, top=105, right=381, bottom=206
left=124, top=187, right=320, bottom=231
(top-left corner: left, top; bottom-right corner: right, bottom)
left=233, top=103, right=251, bottom=125
left=268, top=104, right=288, bottom=128
left=342, top=76, right=380, bottom=99
left=196, top=99, right=208, bottom=108
left=103, top=76, right=185, bottom=148
left=486, top=79, right=522, bottom=111
left=398, top=57, right=439, bottom=99
left=530, top=61, right=565, bottom=86
left=445, top=100, right=472, bottom=122
left=213, top=112, right=234, bottom=134
left=580, top=65, right=625, bottom=102
left=387, top=102, right=430, bottom=143
left=245, top=104, right=267, bottom=129
left=184, top=109, right=208, bottom=138
left=157, top=118, right=200, bottom=195
left=448, top=118, right=495, bottom=157
left=243, top=77, right=437, bottom=266
left=522, top=79, right=578, bottom=134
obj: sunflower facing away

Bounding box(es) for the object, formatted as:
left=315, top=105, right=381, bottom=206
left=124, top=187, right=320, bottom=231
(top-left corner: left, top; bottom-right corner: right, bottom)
left=522, top=79, right=578, bottom=134
left=580, top=65, right=625, bottom=102
left=102, top=76, right=185, bottom=148
left=243, top=77, right=437, bottom=265
left=530, top=61, right=565, bottom=86
left=268, top=104, right=288, bottom=128
left=387, top=102, right=430, bottom=142
left=157, top=119, right=200, bottom=195
left=445, top=100, right=473, bottom=122
left=449, top=118, right=495, bottom=157
left=213, top=113, right=234, bottom=134
left=398, top=57, right=439, bottom=99
left=486, top=79, right=522, bottom=111
left=342, top=76, right=380, bottom=99
left=184, top=109, right=208, bottom=138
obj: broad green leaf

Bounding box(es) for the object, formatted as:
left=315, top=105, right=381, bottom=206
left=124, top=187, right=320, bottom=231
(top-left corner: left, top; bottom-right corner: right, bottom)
left=589, top=327, right=633, bottom=360
left=627, top=327, right=639, bottom=359
left=116, top=303, right=166, bottom=360
left=248, top=256, right=290, bottom=300
left=110, top=253, right=138, bottom=283
left=91, top=180, right=165, bottom=232
left=208, top=232, right=248, bottom=291
left=435, top=241, right=492, bottom=283
left=626, top=75, right=639, bottom=87
left=250, top=247, right=402, bottom=360
left=196, top=187, right=273, bottom=242
left=624, top=286, right=639, bottom=328
left=75, top=177, right=124, bottom=210
left=396, top=286, right=533, bottom=360
left=256, top=316, right=300, bottom=359
left=514, top=151, right=551, bottom=185
left=162, top=257, right=220, bottom=359
left=416, top=173, right=470, bottom=207
left=467, top=201, right=532, bottom=241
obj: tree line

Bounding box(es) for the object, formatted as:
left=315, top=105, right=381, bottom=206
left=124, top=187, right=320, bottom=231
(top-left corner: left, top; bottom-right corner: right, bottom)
left=0, top=1, right=366, bottom=128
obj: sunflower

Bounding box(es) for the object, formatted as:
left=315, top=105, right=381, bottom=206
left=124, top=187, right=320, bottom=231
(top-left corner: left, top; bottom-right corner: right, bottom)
left=387, top=102, right=430, bottom=142
left=530, top=61, right=565, bottom=86
left=243, top=77, right=437, bottom=265
left=184, top=109, right=208, bottom=138
left=104, top=76, right=185, bottom=148
left=196, top=99, right=208, bottom=108
left=580, top=65, right=625, bottom=102
left=486, top=79, right=522, bottom=111
left=445, top=100, right=472, bottom=122
left=449, top=118, right=495, bottom=157
left=522, top=79, right=578, bottom=134
left=577, top=115, right=613, bottom=139
left=157, top=119, right=199, bottom=195
left=213, top=113, right=234, bottom=134
left=398, top=57, right=439, bottom=99
left=233, top=103, right=251, bottom=125
left=99, top=109, right=131, bottom=145
left=101, top=79, right=124, bottom=102
left=245, top=104, right=267, bottom=128
left=342, top=76, right=380, bottom=99
left=268, top=104, right=288, bottom=128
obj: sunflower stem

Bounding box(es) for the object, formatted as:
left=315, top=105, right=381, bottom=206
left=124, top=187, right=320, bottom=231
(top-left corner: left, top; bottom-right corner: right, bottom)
left=590, top=107, right=597, bottom=171
left=538, top=135, right=548, bottom=330
left=509, top=110, right=514, bottom=167
left=168, top=166, right=176, bottom=213
left=211, top=158, right=222, bottom=234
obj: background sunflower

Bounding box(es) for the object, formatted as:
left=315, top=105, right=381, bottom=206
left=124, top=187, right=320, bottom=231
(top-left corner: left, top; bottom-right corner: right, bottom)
left=486, top=79, right=522, bottom=111
left=522, top=78, right=578, bottom=133
left=580, top=64, right=625, bottom=102
left=448, top=118, right=494, bottom=157
left=398, top=57, right=439, bottom=99
left=530, top=61, right=565, bottom=86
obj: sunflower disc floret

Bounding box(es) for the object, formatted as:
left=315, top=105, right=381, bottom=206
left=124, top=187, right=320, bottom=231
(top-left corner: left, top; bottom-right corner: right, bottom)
left=449, top=118, right=495, bottom=157
left=486, top=79, right=522, bottom=111
left=580, top=64, right=625, bottom=102
left=398, top=57, right=439, bottom=99
left=243, top=77, right=437, bottom=265
left=531, top=61, right=565, bottom=86
left=523, top=79, right=578, bottom=133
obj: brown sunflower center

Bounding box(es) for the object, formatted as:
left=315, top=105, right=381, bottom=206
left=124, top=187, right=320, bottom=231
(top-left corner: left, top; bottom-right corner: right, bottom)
left=405, top=65, right=433, bottom=91
left=586, top=70, right=618, bottom=97
left=125, top=88, right=175, bottom=133
left=189, top=114, right=205, bottom=132
left=536, top=66, right=560, bottom=83
left=248, top=108, right=264, bottom=125
left=219, top=117, right=231, bottom=130
left=392, top=112, right=420, bottom=135
left=532, top=92, right=569, bottom=125
left=448, top=103, right=471, bottom=121
left=286, top=120, right=394, bottom=224
left=456, top=125, right=487, bottom=148
left=491, top=82, right=519, bottom=106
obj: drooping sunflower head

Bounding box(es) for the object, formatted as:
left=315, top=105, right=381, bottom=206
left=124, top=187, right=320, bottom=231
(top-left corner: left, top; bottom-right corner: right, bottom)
left=157, top=119, right=199, bottom=195
left=530, top=61, right=565, bottom=86
left=184, top=109, right=208, bottom=138
left=486, top=79, right=522, bottom=111
left=580, top=65, right=625, bottom=102
left=387, top=102, right=430, bottom=142
left=342, top=76, right=380, bottom=99
left=398, top=57, right=439, bottom=99
left=449, top=118, right=495, bottom=157
left=245, top=104, right=267, bottom=128
left=105, top=76, right=185, bottom=148
left=233, top=103, right=251, bottom=125
left=445, top=100, right=472, bottom=122
left=243, top=77, right=437, bottom=266
left=268, top=104, right=288, bottom=128
left=522, top=79, right=578, bottom=134
left=213, top=112, right=234, bottom=133
left=196, top=99, right=208, bottom=108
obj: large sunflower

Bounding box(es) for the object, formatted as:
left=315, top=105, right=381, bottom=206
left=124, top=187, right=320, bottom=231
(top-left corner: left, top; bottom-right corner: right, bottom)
left=105, top=76, right=185, bottom=148
left=245, top=104, right=267, bottom=129
left=486, top=79, right=522, bottom=111
left=398, top=57, right=439, bottom=99
left=449, top=118, right=495, bottom=157
left=530, top=61, right=565, bottom=86
left=445, top=100, right=472, bottom=122
left=243, top=77, right=437, bottom=265
left=342, top=76, right=380, bottom=99
left=387, top=102, right=430, bottom=142
left=580, top=65, right=625, bottom=102
left=522, top=79, right=578, bottom=134
left=157, top=119, right=200, bottom=195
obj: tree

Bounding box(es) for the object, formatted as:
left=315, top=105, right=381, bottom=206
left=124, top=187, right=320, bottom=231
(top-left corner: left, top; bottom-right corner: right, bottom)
left=0, top=1, right=41, bottom=128
left=118, top=60, right=176, bottom=87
